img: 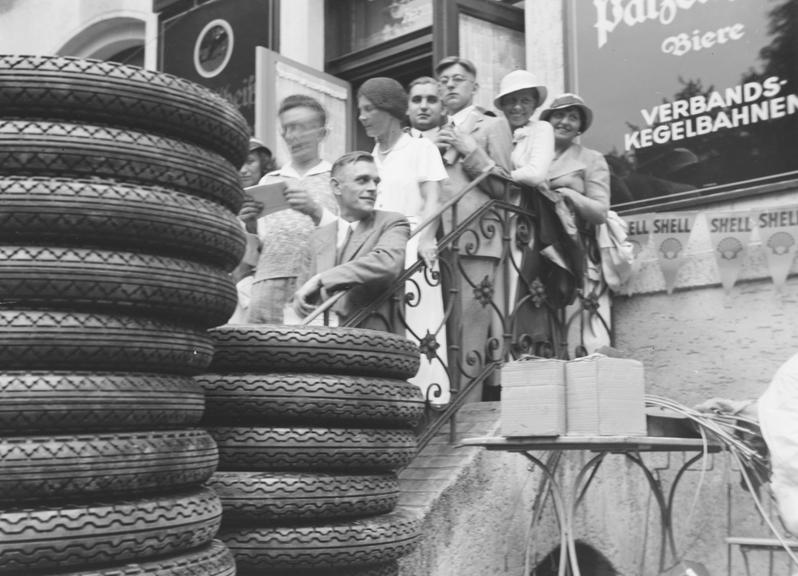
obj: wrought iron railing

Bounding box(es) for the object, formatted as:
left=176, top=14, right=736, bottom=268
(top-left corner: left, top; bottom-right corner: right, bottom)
left=308, top=171, right=613, bottom=452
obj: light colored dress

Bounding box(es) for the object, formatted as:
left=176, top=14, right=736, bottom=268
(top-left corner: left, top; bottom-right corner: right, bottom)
left=758, top=352, right=798, bottom=533
left=373, top=133, right=450, bottom=403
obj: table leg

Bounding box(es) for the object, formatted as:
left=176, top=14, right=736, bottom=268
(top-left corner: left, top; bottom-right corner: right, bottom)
left=521, top=451, right=607, bottom=576
left=521, top=451, right=573, bottom=576
left=624, top=451, right=706, bottom=571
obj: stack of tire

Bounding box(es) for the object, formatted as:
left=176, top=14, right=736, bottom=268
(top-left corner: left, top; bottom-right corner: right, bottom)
left=200, top=324, right=426, bottom=576
left=0, top=54, right=248, bottom=575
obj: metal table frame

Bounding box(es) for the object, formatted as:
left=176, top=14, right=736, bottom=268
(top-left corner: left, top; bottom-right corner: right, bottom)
left=459, top=435, right=721, bottom=576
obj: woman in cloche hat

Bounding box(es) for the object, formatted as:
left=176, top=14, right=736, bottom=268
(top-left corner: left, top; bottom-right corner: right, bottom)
left=539, top=93, right=612, bottom=355
left=538, top=93, right=608, bottom=226
left=356, top=76, right=450, bottom=402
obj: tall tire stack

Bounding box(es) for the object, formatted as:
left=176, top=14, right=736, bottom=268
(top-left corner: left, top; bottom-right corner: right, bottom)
left=0, top=54, right=248, bottom=576
left=200, top=324, right=426, bottom=576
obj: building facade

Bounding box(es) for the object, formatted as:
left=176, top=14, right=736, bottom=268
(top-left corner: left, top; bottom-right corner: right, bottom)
left=0, top=1, right=796, bottom=573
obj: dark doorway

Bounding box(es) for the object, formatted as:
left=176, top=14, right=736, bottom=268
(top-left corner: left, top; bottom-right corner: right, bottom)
left=532, top=541, right=619, bottom=576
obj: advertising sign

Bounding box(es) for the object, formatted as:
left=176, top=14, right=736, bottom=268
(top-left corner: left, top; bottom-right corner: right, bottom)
left=160, top=0, right=271, bottom=129
left=569, top=0, right=798, bottom=208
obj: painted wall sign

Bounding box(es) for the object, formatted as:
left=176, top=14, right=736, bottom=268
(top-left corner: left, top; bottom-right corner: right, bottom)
left=569, top=0, right=798, bottom=208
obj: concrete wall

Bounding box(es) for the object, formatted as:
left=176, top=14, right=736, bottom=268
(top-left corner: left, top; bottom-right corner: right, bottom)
left=279, top=0, right=324, bottom=69
left=0, top=0, right=156, bottom=68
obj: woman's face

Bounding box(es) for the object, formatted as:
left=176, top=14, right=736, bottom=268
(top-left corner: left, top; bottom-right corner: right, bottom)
left=500, top=88, right=539, bottom=130
left=239, top=151, right=266, bottom=188
left=358, top=95, right=395, bottom=140
left=548, top=107, right=583, bottom=148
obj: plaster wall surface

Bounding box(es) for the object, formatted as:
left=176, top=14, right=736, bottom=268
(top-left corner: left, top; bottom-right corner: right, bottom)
left=524, top=0, right=565, bottom=110
left=279, top=0, right=324, bottom=69
left=0, top=0, right=155, bottom=62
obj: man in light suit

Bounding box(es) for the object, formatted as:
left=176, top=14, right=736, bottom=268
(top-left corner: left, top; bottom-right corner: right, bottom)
left=293, top=151, right=410, bottom=333
left=433, top=56, right=514, bottom=400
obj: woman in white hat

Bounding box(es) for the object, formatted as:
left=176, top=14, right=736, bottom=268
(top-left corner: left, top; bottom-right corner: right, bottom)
left=494, top=70, right=554, bottom=189
left=494, top=70, right=556, bottom=356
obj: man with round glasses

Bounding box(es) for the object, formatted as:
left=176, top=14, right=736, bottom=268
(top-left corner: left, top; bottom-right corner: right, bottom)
left=433, top=56, right=514, bottom=401
left=240, top=94, right=339, bottom=324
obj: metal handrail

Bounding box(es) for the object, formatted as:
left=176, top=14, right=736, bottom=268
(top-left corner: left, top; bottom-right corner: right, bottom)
left=300, top=168, right=612, bottom=453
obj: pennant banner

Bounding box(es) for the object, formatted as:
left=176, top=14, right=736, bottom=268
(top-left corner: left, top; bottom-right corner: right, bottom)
left=755, top=207, right=798, bottom=290
left=706, top=211, right=754, bottom=293
left=650, top=212, right=697, bottom=294
left=622, top=214, right=652, bottom=295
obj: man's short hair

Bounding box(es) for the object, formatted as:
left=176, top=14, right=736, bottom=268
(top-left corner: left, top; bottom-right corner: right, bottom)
left=434, top=56, right=477, bottom=79
left=408, top=75, right=438, bottom=90
left=331, top=151, right=375, bottom=178
left=278, top=94, right=327, bottom=126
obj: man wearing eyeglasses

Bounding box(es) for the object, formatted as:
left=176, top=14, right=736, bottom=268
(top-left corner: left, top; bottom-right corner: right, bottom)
left=239, top=94, right=339, bottom=324
left=434, top=56, right=514, bottom=401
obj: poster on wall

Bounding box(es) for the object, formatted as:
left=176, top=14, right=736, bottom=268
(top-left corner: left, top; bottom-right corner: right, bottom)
left=159, top=0, right=271, bottom=130
left=254, top=48, right=351, bottom=169
left=569, top=0, right=798, bottom=208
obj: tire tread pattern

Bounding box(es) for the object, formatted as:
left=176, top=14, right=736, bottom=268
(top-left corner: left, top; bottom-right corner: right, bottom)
left=0, top=487, right=222, bottom=574
left=198, top=373, right=424, bottom=427
left=0, top=429, right=218, bottom=500
left=0, top=372, right=203, bottom=432
left=209, top=426, right=416, bottom=473
left=221, top=511, right=420, bottom=570
left=0, top=310, right=213, bottom=374
left=0, top=54, right=249, bottom=166
left=0, top=177, right=245, bottom=270
left=208, top=471, right=398, bottom=522
left=0, top=120, right=243, bottom=211
left=208, top=325, right=420, bottom=379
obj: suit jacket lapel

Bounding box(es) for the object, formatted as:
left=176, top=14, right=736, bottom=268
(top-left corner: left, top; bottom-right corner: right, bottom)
left=343, top=214, right=376, bottom=262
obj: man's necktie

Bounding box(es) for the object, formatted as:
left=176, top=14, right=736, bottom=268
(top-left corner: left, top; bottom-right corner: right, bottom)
left=336, top=223, right=354, bottom=265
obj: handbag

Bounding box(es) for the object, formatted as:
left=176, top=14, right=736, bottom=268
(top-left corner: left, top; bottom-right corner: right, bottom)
left=596, top=210, right=636, bottom=291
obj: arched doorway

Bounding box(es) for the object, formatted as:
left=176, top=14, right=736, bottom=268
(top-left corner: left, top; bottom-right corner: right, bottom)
left=57, top=16, right=146, bottom=67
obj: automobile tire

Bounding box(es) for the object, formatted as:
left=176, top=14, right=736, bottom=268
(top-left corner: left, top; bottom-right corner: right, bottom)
left=0, top=54, right=249, bottom=167
left=237, top=562, right=398, bottom=576
left=198, top=373, right=424, bottom=427
left=0, top=372, right=203, bottom=432
left=0, top=487, right=222, bottom=574
left=0, top=246, right=236, bottom=327
left=209, top=426, right=416, bottom=473
left=51, top=540, right=236, bottom=576
left=0, top=177, right=246, bottom=270
left=208, top=471, right=398, bottom=523
left=0, top=310, right=214, bottom=374
left=220, top=511, right=420, bottom=571
left=208, top=325, right=420, bottom=379
left=0, top=120, right=243, bottom=211
left=0, top=429, right=218, bottom=501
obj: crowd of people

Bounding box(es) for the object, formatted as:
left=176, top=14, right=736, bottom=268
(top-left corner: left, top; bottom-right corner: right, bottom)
left=230, top=55, right=613, bottom=399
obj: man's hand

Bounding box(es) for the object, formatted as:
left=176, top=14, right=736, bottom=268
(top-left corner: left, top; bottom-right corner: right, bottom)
left=694, top=397, right=757, bottom=417
left=437, top=125, right=478, bottom=159
left=417, top=236, right=438, bottom=271
left=238, top=194, right=263, bottom=233
left=284, top=184, right=323, bottom=225
left=292, top=274, right=323, bottom=317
